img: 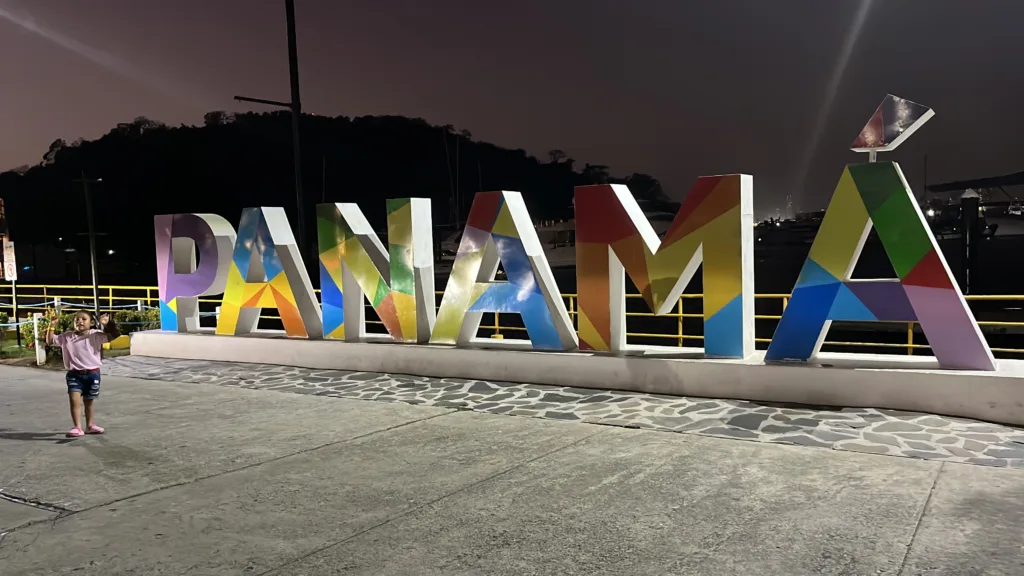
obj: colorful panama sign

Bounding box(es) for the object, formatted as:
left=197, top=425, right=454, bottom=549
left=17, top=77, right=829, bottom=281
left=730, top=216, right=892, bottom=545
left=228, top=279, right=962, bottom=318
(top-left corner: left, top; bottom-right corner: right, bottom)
left=152, top=96, right=996, bottom=371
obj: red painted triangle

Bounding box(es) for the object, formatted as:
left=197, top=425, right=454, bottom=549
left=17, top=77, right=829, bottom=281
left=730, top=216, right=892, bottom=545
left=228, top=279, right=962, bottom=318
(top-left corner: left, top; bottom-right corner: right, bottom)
left=902, top=249, right=955, bottom=289
left=465, top=192, right=502, bottom=231
left=575, top=185, right=642, bottom=244
left=852, top=106, right=885, bottom=148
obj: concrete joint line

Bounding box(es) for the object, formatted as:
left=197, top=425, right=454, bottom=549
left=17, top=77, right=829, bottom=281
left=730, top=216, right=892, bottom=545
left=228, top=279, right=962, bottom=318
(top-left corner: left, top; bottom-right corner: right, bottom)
left=258, top=427, right=610, bottom=576
left=5, top=410, right=457, bottom=536
left=896, top=462, right=944, bottom=575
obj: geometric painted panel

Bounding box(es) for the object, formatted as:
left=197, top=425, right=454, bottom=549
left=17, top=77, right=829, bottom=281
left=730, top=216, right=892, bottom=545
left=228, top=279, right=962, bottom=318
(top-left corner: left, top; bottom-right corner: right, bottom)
left=766, top=162, right=995, bottom=371
left=317, top=198, right=435, bottom=342
left=215, top=207, right=323, bottom=339
left=851, top=94, right=935, bottom=153
left=154, top=213, right=236, bottom=332
left=430, top=191, right=577, bottom=351
left=574, top=175, right=755, bottom=358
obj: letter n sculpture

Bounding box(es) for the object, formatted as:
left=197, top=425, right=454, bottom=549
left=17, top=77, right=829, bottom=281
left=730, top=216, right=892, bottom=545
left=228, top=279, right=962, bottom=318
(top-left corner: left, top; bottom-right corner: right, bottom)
left=317, top=198, right=435, bottom=342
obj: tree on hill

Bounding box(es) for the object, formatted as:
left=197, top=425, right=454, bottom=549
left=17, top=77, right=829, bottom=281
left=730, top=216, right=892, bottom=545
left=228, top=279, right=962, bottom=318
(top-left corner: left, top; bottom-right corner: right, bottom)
left=0, top=112, right=663, bottom=283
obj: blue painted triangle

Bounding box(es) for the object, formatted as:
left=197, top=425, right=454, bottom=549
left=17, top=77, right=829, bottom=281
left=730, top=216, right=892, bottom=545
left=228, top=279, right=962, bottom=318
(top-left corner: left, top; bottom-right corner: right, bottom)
left=705, top=294, right=743, bottom=358
left=159, top=300, right=177, bottom=331
left=795, top=258, right=841, bottom=288
left=322, top=302, right=344, bottom=335
left=828, top=283, right=877, bottom=321
left=318, top=261, right=344, bottom=334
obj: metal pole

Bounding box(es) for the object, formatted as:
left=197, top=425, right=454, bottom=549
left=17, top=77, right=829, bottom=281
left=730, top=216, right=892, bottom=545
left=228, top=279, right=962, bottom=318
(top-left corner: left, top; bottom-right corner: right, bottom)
left=12, top=280, right=20, bottom=348
left=285, top=0, right=306, bottom=260
left=961, top=194, right=980, bottom=295
left=82, top=173, right=100, bottom=316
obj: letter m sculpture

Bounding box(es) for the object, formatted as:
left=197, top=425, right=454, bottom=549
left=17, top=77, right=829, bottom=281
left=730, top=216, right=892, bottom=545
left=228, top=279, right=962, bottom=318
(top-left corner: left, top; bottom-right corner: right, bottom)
left=574, top=175, right=754, bottom=358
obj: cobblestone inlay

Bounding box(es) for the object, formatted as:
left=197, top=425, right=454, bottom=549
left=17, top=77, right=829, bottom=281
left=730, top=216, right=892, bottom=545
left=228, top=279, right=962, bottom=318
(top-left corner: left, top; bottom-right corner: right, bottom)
left=105, top=356, right=1024, bottom=469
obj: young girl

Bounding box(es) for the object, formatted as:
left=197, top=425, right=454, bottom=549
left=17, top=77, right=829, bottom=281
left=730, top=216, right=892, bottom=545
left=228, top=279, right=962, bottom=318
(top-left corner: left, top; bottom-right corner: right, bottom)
left=47, top=310, right=121, bottom=438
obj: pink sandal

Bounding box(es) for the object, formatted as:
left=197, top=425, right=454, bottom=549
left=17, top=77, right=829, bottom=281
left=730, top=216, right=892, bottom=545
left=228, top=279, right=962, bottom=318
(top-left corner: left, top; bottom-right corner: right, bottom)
left=86, top=425, right=105, bottom=435
left=66, top=428, right=84, bottom=438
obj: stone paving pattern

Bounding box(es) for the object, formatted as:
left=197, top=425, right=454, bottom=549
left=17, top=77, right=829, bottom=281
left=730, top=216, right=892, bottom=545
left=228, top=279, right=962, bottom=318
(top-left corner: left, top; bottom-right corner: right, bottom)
left=105, top=356, right=1024, bottom=469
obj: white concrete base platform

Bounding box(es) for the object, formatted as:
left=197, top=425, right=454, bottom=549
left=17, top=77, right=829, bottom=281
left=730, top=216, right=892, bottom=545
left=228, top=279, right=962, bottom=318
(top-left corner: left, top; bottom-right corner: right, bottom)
left=130, top=330, right=1024, bottom=426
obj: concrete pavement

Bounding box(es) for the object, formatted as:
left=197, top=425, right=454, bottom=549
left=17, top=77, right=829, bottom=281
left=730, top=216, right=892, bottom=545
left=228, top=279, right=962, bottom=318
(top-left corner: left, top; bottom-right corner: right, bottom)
left=1, top=365, right=1023, bottom=575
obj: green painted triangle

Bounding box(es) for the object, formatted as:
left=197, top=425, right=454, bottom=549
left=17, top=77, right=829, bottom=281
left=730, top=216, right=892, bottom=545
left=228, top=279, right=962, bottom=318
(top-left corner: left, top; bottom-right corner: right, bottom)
left=849, top=162, right=906, bottom=216
left=386, top=198, right=410, bottom=215
left=372, top=277, right=391, bottom=307
left=870, top=191, right=934, bottom=279
left=388, top=245, right=415, bottom=296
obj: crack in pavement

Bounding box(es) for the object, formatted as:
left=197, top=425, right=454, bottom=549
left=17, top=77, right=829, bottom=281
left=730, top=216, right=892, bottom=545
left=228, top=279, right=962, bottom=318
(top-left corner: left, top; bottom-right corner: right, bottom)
left=0, top=491, right=71, bottom=514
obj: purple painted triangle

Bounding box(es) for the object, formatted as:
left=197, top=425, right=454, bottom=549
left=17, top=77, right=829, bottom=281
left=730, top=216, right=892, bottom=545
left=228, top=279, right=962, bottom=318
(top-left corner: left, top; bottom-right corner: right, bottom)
left=844, top=281, right=916, bottom=321
left=904, top=285, right=995, bottom=371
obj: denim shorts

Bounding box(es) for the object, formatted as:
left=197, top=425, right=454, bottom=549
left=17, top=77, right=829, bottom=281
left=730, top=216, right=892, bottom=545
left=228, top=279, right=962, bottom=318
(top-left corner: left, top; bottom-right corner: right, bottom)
left=66, top=370, right=101, bottom=400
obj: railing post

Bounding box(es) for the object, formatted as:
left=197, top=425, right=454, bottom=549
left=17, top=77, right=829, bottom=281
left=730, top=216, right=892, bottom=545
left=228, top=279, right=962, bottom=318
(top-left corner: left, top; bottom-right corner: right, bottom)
left=32, top=313, right=45, bottom=366
left=782, top=296, right=788, bottom=311
left=54, top=297, right=62, bottom=313
left=677, top=296, right=684, bottom=347
left=491, top=312, right=503, bottom=339
left=108, top=287, right=114, bottom=311
left=907, top=322, right=914, bottom=356
left=569, top=296, right=576, bottom=331
left=137, top=300, right=144, bottom=312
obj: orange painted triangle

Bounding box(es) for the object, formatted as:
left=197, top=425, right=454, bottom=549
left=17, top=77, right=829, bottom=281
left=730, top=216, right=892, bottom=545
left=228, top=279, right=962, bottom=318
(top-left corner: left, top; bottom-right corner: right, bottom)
left=242, top=285, right=268, bottom=308
left=902, top=249, right=955, bottom=290
left=274, top=290, right=308, bottom=337
left=664, top=176, right=724, bottom=242
left=376, top=292, right=403, bottom=339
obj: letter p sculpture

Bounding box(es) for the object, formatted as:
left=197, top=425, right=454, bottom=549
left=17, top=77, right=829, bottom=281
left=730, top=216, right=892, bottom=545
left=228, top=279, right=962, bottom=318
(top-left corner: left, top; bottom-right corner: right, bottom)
left=154, top=214, right=236, bottom=332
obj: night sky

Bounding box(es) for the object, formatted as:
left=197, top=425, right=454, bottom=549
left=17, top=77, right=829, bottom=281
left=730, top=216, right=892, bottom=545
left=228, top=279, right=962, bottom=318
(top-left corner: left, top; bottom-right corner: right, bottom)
left=2, top=0, right=1022, bottom=218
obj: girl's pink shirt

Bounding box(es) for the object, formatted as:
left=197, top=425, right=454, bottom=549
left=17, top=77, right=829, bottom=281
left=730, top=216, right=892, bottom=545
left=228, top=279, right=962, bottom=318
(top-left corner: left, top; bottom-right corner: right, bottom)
left=53, top=330, right=107, bottom=371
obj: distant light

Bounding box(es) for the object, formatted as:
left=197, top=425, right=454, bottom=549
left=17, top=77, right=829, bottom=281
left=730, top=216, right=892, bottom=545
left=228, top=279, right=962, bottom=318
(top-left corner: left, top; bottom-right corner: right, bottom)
left=926, top=209, right=936, bottom=217
left=21, top=266, right=29, bottom=271
left=775, top=222, right=780, bottom=227
left=107, top=249, right=115, bottom=255
left=58, top=237, right=63, bottom=242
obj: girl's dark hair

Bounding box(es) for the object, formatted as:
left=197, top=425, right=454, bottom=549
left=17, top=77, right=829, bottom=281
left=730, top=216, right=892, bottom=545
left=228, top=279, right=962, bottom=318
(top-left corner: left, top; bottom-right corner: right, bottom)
left=74, top=310, right=97, bottom=325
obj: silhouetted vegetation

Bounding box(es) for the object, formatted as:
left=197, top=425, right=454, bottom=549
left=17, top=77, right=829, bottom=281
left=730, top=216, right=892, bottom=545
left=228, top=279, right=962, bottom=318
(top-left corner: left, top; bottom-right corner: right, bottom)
left=0, top=112, right=672, bottom=282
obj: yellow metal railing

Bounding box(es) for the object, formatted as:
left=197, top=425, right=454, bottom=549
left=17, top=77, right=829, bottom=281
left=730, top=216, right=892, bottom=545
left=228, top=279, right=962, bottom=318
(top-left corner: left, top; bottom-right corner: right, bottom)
left=3, top=284, right=1024, bottom=356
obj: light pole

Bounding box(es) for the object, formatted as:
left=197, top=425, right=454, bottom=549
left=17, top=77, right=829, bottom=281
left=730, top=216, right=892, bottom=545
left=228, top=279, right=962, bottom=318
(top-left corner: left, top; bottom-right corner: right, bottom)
left=234, top=0, right=306, bottom=258
left=72, top=173, right=102, bottom=316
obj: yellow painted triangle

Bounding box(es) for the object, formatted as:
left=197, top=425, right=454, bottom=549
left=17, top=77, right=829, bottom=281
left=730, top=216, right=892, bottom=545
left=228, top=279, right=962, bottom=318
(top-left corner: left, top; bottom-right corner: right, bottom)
left=577, top=309, right=607, bottom=351
left=327, top=324, right=346, bottom=339
left=269, top=271, right=296, bottom=298
left=167, top=297, right=178, bottom=313
left=808, top=167, right=870, bottom=279
left=491, top=202, right=519, bottom=238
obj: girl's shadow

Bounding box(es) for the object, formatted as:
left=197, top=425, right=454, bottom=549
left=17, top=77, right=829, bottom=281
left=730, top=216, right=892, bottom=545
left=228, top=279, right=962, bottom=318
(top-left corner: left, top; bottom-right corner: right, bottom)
left=0, top=428, right=76, bottom=444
